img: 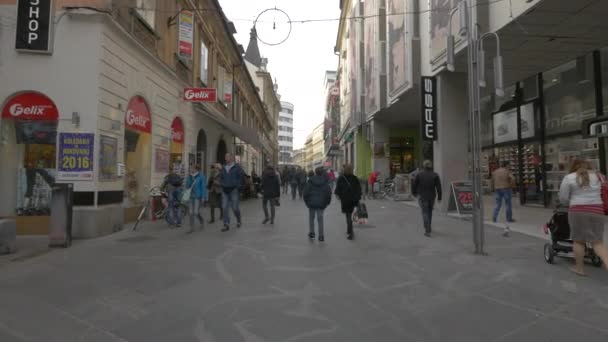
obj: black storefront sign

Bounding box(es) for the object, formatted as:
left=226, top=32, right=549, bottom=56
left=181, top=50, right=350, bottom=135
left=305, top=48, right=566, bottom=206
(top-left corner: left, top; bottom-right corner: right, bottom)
left=15, top=0, right=54, bottom=53
left=421, top=76, right=437, bottom=141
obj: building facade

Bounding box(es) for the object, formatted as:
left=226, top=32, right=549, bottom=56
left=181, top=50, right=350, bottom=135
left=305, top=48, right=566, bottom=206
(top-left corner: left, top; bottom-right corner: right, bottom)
left=303, top=122, right=324, bottom=171
left=323, top=71, right=342, bottom=170
left=292, top=147, right=306, bottom=169
left=0, top=0, right=275, bottom=237
left=278, top=101, right=295, bottom=166
left=335, top=0, right=608, bottom=210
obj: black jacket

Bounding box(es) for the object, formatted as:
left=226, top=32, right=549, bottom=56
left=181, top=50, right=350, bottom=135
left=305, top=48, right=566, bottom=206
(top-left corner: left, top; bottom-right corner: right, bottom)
left=261, top=167, right=280, bottom=199
left=412, top=169, right=442, bottom=201
left=303, top=175, right=332, bottom=209
left=335, top=174, right=362, bottom=213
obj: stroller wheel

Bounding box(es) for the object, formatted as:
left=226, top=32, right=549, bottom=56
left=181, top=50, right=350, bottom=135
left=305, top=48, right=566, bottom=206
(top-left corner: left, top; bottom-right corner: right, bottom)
left=591, top=255, right=603, bottom=268
left=544, top=243, right=555, bottom=264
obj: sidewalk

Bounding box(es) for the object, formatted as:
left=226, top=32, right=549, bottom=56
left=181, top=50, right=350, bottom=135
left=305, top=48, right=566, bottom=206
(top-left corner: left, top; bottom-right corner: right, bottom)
left=0, top=197, right=607, bottom=341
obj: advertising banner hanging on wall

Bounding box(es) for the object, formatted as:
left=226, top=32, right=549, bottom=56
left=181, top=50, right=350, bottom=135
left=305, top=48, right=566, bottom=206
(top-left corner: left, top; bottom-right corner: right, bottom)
left=171, top=117, right=185, bottom=144
left=15, top=0, right=54, bottom=53
left=57, top=133, right=94, bottom=181
left=421, top=76, right=437, bottom=141
left=388, top=0, right=413, bottom=99
left=493, top=103, right=535, bottom=144
left=178, top=10, right=194, bottom=60
left=224, top=73, right=233, bottom=103
left=430, top=0, right=464, bottom=64
left=363, top=0, right=380, bottom=117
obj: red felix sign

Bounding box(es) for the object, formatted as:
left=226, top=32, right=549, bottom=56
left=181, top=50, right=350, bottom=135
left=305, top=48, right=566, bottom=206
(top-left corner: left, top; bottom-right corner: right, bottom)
left=183, top=88, right=217, bottom=102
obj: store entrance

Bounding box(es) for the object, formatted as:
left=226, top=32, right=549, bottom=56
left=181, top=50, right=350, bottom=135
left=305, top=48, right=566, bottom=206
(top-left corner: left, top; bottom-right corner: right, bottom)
left=1, top=92, right=59, bottom=235
left=196, top=129, right=207, bottom=173
left=389, top=137, right=415, bottom=177
left=123, top=96, right=152, bottom=222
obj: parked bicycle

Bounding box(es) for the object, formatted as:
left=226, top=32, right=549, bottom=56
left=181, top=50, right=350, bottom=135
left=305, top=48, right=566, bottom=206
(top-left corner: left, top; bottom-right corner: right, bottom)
left=132, top=186, right=188, bottom=231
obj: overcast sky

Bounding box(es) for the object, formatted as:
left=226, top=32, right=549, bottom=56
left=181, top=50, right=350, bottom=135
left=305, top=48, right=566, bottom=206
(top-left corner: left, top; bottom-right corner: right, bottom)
left=219, top=0, right=340, bottom=149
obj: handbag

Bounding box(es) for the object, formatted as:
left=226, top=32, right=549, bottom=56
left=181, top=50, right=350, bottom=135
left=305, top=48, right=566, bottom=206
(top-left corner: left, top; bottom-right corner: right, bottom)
left=181, top=186, right=193, bottom=205
left=273, top=198, right=281, bottom=207
left=597, top=173, right=608, bottom=215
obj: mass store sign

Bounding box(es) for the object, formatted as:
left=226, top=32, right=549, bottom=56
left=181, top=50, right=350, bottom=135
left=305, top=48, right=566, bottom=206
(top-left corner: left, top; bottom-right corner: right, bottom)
left=15, top=0, right=54, bottom=53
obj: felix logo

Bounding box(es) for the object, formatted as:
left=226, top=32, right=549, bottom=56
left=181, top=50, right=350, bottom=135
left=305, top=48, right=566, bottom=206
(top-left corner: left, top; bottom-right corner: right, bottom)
left=126, top=109, right=149, bottom=128
left=9, top=103, right=47, bottom=117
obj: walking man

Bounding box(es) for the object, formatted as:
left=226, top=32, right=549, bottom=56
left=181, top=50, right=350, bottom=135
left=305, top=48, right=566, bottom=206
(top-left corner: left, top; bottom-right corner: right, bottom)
left=261, top=164, right=281, bottom=224
left=297, top=167, right=307, bottom=199
left=207, top=164, right=223, bottom=223
left=161, top=169, right=184, bottom=228
left=289, top=167, right=299, bottom=200
left=412, top=160, right=442, bottom=237
left=220, top=153, right=245, bottom=232
left=492, top=161, right=515, bottom=224
left=304, top=167, right=332, bottom=242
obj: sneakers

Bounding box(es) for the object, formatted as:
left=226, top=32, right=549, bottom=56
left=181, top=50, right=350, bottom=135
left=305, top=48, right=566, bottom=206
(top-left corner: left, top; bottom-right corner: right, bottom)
left=347, top=233, right=354, bottom=240
left=237, top=222, right=242, bottom=228
left=424, top=232, right=431, bottom=238
left=308, top=232, right=315, bottom=239
left=221, top=225, right=230, bottom=232
left=262, top=218, right=269, bottom=224
left=318, top=236, right=325, bottom=242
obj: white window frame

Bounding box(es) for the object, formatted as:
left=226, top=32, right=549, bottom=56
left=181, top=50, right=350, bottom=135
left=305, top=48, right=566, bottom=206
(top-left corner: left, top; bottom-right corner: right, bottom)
left=136, top=0, right=156, bottom=29
left=217, top=65, right=226, bottom=106
left=200, top=41, right=209, bottom=85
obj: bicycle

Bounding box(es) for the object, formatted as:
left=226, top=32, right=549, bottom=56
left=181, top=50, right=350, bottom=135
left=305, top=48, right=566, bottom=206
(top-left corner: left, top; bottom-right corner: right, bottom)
left=132, top=187, right=171, bottom=231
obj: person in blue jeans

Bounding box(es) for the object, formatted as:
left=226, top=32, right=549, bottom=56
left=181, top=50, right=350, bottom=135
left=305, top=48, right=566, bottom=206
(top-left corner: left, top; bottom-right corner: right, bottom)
left=412, top=160, right=442, bottom=237
left=220, top=153, right=245, bottom=232
left=304, top=167, right=332, bottom=242
left=186, top=164, right=207, bottom=233
left=162, top=171, right=184, bottom=228
left=492, top=161, right=515, bottom=225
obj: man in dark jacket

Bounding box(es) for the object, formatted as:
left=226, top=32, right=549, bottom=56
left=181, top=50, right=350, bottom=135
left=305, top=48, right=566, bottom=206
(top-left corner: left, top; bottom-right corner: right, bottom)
left=303, top=167, right=332, bottom=242
left=261, top=165, right=281, bottom=224
left=412, top=160, right=442, bottom=237
left=297, top=167, right=307, bottom=199
left=335, top=164, right=362, bottom=240
left=289, top=167, right=300, bottom=200
left=220, top=153, right=245, bottom=232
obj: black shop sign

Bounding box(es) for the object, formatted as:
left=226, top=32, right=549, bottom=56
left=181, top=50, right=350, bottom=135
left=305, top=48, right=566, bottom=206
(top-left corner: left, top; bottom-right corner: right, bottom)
left=448, top=181, right=473, bottom=217
left=421, top=76, right=437, bottom=141
left=15, top=0, right=54, bottom=53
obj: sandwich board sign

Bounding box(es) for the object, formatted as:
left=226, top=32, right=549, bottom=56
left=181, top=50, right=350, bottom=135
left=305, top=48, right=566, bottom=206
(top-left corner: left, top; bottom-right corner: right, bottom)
left=448, top=181, right=473, bottom=217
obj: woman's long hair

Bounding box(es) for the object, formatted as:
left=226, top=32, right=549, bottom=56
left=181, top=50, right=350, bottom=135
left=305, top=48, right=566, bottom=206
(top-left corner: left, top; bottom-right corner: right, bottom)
left=569, top=159, right=590, bottom=188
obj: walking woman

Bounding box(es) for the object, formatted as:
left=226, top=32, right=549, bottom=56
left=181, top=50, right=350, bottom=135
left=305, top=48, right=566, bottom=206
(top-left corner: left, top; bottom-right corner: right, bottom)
left=335, top=164, right=362, bottom=240
left=559, top=159, right=608, bottom=276
left=186, top=164, right=207, bottom=233
left=261, top=164, right=281, bottom=224
left=207, top=164, right=223, bottom=224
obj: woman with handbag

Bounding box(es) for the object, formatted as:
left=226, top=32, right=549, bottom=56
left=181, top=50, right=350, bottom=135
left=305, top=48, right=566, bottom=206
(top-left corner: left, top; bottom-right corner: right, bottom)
left=558, top=159, right=608, bottom=276
left=335, top=164, right=362, bottom=240
left=261, top=164, right=281, bottom=225
left=185, top=164, right=207, bottom=233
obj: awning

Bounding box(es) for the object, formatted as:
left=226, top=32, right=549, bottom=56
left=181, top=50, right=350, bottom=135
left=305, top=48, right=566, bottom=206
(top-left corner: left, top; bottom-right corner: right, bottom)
left=193, top=103, right=262, bottom=149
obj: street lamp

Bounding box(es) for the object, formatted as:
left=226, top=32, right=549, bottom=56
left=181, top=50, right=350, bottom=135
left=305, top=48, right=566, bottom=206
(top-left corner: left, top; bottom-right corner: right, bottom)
left=445, top=0, right=505, bottom=255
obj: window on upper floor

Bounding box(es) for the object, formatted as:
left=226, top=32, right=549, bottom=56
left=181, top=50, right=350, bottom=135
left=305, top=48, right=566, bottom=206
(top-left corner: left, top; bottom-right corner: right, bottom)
left=136, top=0, right=156, bottom=29
left=217, top=65, right=227, bottom=107
left=200, top=41, right=209, bottom=85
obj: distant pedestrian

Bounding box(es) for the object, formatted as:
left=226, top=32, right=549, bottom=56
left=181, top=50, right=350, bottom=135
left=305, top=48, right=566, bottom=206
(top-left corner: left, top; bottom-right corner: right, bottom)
left=304, top=167, right=332, bottom=242
left=335, top=164, right=362, bottom=240
left=297, top=167, right=307, bottom=199
left=261, top=164, right=281, bottom=225
left=412, top=160, right=442, bottom=237
left=368, top=170, right=380, bottom=198
left=492, top=161, right=515, bottom=224
left=289, top=167, right=299, bottom=200
left=327, top=169, right=336, bottom=191
left=207, top=164, right=223, bottom=223
left=186, top=164, right=207, bottom=233
left=282, top=167, right=290, bottom=195
left=220, top=153, right=245, bottom=232
left=558, top=159, right=608, bottom=276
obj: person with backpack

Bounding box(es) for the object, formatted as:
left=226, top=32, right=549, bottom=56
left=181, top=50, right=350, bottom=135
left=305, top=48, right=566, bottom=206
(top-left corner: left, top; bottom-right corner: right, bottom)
left=412, top=160, right=442, bottom=237
left=220, top=153, right=245, bottom=232
left=185, top=164, right=207, bottom=233
left=161, top=170, right=184, bottom=228
left=304, top=167, right=332, bottom=242
left=261, top=164, right=281, bottom=225
left=335, top=164, right=362, bottom=240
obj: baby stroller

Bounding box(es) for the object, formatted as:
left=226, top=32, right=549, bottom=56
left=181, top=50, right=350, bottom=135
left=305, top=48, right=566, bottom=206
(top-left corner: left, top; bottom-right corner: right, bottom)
left=543, top=205, right=603, bottom=267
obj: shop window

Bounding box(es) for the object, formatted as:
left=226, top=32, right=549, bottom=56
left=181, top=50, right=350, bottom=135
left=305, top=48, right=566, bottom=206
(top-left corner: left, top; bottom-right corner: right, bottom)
left=217, top=65, right=226, bottom=106
left=543, top=55, right=595, bottom=136
left=135, top=0, right=156, bottom=29
left=480, top=95, right=494, bottom=147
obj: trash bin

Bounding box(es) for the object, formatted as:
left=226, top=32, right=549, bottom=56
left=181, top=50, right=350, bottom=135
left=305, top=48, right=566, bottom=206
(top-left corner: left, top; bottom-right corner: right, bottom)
left=49, top=183, right=73, bottom=248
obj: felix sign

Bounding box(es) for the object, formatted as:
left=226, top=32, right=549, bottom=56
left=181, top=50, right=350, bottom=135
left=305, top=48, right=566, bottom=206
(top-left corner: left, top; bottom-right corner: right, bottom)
left=421, top=76, right=437, bottom=141
left=183, top=88, right=217, bottom=102
left=15, top=0, right=54, bottom=53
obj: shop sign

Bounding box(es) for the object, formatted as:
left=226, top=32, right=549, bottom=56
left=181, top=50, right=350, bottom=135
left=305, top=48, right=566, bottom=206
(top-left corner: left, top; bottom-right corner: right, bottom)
left=2, top=92, right=59, bottom=120
left=15, top=0, right=54, bottom=53
left=125, top=96, right=151, bottom=133
left=155, top=148, right=170, bottom=173
left=178, top=10, right=194, bottom=59
left=57, top=133, right=94, bottom=181
left=421, top=76, right=437, bottom=141
left=183, top=88, right=217, bottom=102
left=171, top=117, right=185, bottom=144
left=448, top=181, right=473, bottom=216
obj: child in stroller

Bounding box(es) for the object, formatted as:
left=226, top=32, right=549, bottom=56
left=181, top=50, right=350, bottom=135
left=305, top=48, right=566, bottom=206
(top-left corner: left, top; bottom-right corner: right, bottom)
left=543, top=204, right=603, bottom=267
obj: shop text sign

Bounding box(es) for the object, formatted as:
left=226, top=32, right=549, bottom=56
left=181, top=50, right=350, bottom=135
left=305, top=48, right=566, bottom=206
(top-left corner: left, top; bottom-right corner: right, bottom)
left=15, top=0, right=54, bottom=53
left=183, top=88, right=217, bottom=102
left=57, top=133, right=94, bottom=180
left=448, top=181, right=473, bottom=216
left=178, top=10, right=194, bottom=59
left=1, top=92, right=59, bottom=120
left=421, top=76, right=437, bottom=141
left=125, top=96, right=151, bottom=133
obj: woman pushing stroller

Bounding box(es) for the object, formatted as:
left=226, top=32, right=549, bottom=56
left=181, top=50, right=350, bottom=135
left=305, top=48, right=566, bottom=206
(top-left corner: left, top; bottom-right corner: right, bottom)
left=558, top=159, right=608, bottom=276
